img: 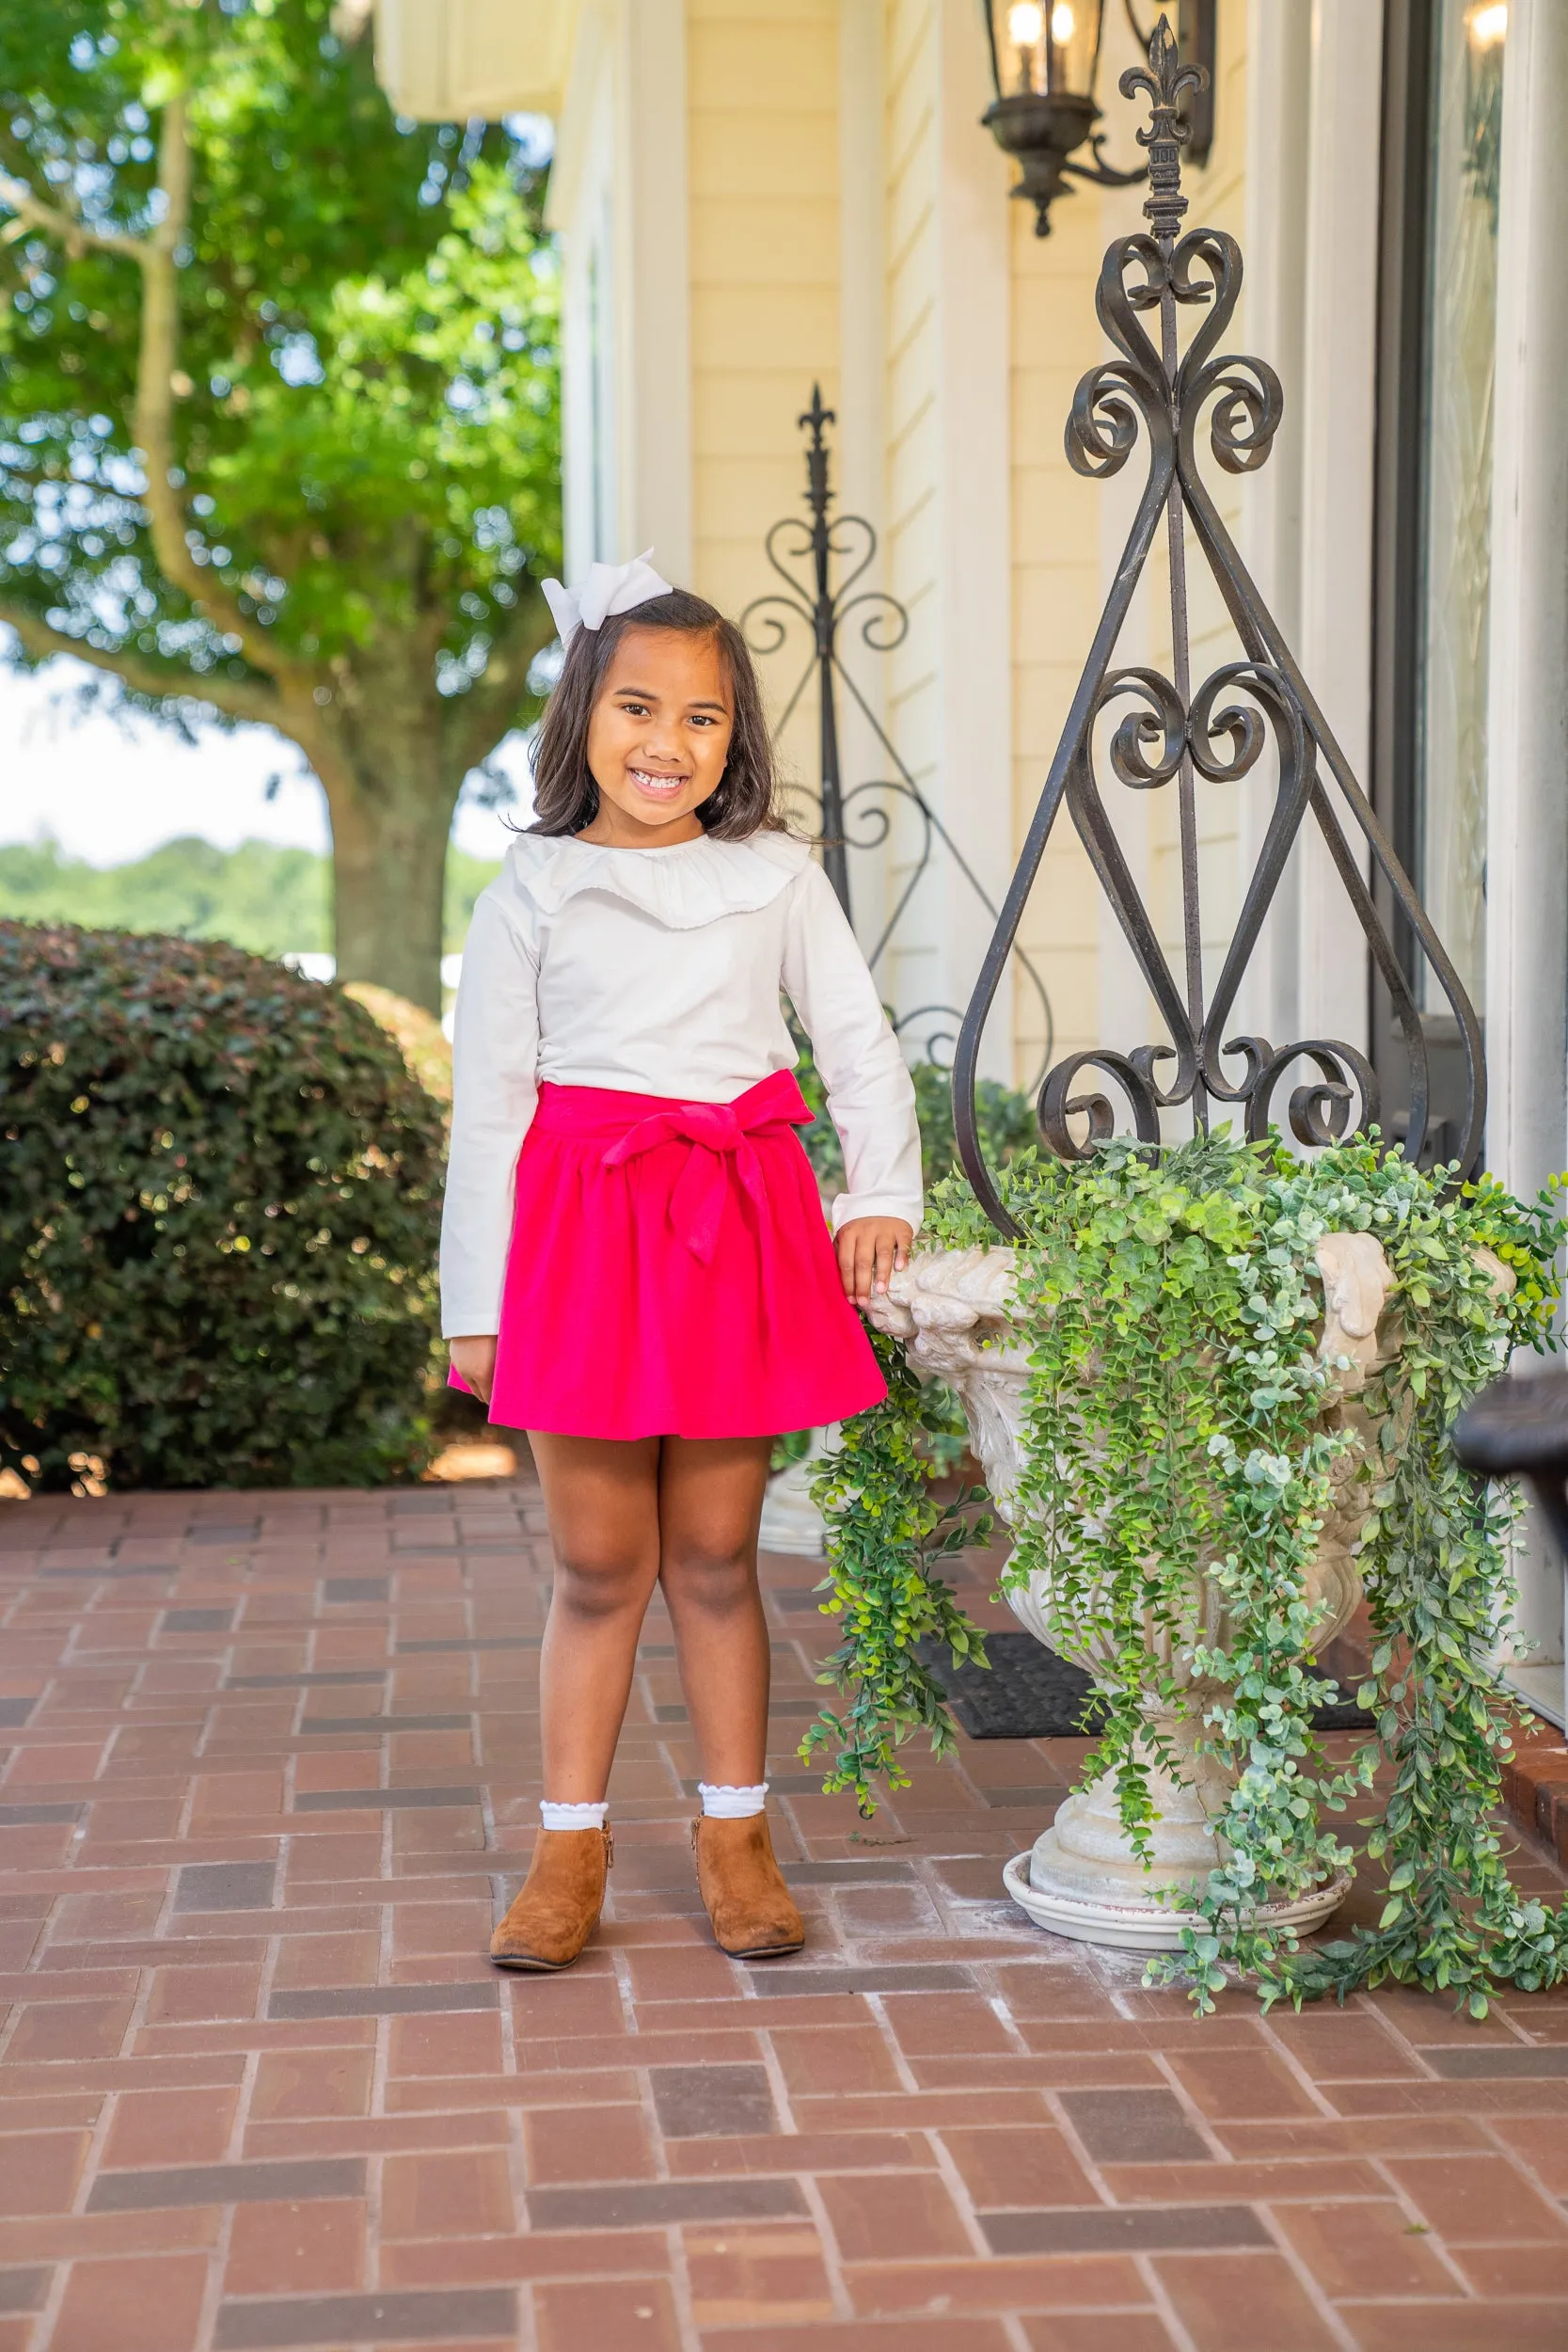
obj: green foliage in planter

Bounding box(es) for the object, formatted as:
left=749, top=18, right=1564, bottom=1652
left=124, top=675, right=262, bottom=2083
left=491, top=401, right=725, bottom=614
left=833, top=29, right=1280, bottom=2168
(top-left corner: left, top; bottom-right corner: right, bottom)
left=0, top=922, right=444, bottom=1491
left=809, top=1129, right=1568, bottom=2013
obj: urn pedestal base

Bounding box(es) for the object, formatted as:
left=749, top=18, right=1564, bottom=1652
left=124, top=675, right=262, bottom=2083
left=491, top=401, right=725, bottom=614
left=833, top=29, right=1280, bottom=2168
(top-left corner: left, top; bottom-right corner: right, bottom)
left=1002, top=1848, right=1352, bottom=1953
left=1002, top=1706, right=1350, bottom=1952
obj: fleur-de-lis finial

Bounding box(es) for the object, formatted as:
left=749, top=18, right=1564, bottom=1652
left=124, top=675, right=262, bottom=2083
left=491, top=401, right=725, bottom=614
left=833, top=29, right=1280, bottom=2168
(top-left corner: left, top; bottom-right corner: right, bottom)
left=799, top=383, right=836, bottom=528
left=1120, top=12, right=1208, bottom=253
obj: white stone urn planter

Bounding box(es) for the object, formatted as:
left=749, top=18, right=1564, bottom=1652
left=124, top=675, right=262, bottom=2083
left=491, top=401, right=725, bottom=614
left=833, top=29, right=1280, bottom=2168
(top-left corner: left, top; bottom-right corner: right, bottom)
left=865, top=1233, right=1430, bottom=1952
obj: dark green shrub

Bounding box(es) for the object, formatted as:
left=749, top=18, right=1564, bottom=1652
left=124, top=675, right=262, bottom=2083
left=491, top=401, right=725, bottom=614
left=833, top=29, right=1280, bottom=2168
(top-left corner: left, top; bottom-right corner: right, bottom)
left=908, top=1061, right=1039, bottom=1187
left=0, top=923, right=445, bottom=1491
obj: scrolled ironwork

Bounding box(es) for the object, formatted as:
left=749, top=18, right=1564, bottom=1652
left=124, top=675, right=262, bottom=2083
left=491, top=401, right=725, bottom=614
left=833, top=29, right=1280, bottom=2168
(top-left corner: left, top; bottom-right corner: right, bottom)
left=1038, top=1049, right=1164, bottom=1162
left=953, top=12, right=1485, bottom=1239
left=1245, top=1041, right=1379, bottom=1150
left=1068, top=364, right=1148, bottom=478
left=1101, top=668, right=1187, bottom=789
left=741, top=385, right=1054, bottom=1083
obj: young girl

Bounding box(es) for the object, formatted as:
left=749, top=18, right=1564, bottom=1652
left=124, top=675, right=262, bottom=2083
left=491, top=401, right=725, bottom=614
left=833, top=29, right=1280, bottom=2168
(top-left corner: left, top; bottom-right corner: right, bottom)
left=442, top=552, right=921, bottom=1971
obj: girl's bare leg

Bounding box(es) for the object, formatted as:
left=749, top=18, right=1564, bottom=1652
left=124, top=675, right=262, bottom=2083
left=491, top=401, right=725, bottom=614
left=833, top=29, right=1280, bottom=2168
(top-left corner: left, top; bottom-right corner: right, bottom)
left=529, top=1432, right=663, bottom=1802
left=657, top=1436, right=774, bottom=1787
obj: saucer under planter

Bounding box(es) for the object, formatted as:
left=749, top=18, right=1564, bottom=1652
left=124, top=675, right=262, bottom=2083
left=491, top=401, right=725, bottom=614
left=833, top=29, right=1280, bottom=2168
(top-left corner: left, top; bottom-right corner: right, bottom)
left=1001, top=1850, right=1353, bottom=1953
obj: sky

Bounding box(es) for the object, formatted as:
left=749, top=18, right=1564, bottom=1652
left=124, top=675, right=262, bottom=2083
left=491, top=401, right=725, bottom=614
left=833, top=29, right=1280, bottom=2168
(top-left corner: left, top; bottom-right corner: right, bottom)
left=0, top=655, right=532, bottom=866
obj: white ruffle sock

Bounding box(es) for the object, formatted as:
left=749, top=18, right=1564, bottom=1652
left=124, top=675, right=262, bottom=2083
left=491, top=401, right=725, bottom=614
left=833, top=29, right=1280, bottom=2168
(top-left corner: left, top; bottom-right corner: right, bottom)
left=539, top=1799, right=609, bottom=1832
left=698, top=1782, right=768, bottom=1820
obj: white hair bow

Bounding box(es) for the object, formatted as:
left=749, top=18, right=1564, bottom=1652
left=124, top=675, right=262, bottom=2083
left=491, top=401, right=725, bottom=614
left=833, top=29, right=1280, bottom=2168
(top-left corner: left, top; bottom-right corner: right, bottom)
left=542, top=549, right=673, bottom=646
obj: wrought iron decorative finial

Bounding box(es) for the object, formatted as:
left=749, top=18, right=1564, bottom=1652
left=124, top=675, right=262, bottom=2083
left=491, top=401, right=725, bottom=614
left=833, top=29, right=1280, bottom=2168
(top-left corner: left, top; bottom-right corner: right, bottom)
left=800, top=383, right=835, bottom=518
left=794, top=383, right=850, bottom=912
left=1122, top=13, right=1204, bottom=249
left=953, top=13, right=1484, bottom=1238
left=741, top=402, right=1055, bottom=1079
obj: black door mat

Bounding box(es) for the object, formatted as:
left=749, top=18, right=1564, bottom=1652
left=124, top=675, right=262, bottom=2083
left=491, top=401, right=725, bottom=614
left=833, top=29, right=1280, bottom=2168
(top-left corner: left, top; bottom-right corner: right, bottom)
left=918, top=1630, right=1376, bottom=1740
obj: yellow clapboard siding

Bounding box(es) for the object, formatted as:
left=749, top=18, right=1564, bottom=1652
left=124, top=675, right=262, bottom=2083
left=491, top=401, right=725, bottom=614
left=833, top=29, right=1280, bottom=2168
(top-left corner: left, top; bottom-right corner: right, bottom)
left=689, top=113, right=840, bottom=197
left=689, top=199, right=840, bottom=285
left=692, top=373, right=839, bottom=459
left=689, top=22, right=840, bottom=110
left=688, top=0, right=835, bottom=19
left=689, top=286, right=838, bottom=363
left=693, top=453, right=834, bottom=530
left=687, top=0, right=839, bottom=616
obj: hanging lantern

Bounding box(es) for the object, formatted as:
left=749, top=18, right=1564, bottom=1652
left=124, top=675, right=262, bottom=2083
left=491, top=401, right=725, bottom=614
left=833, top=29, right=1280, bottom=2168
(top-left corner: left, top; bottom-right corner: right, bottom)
left=980, top=0, right=1217, bottom=233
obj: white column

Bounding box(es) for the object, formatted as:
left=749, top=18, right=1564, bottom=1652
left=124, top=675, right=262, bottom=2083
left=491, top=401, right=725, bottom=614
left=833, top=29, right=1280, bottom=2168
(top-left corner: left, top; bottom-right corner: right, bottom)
left=1292, top=0, right=1384, bottom=1055
left=836, top=0, right=892, bottom=962
left=545, top=3, right=616, bottom=579
left=1235, top=0, right=1313, bottom=1053
left=613, top=0, right=693, bottom=577
left=933, top=0, right=1014, bottom=1080
left=1485, top=0, right=1568, bottom=1211
left=837, top=0, right=886, bottom=543
left=1486, top=0, right=1568, bottom=1717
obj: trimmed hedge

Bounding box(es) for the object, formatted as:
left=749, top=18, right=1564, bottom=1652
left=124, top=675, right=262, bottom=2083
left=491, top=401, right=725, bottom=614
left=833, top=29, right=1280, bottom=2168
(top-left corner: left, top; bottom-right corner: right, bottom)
left=0, top=922, right=446, bottom=1492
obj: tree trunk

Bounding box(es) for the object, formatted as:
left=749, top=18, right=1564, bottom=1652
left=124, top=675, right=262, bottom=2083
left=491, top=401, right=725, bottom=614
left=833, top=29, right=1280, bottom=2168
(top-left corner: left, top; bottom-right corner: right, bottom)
left=326, top=753, right=461, bottom=1015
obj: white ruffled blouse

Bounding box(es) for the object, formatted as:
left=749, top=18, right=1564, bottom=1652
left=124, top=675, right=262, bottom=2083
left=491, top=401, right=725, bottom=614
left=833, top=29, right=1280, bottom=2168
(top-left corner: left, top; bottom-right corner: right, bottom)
left=439, top=829, right=924, bottom=1337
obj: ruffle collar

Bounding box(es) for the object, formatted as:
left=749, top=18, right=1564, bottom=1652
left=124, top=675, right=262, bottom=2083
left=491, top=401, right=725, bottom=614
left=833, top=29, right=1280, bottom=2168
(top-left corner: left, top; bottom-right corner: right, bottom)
left=500, top=829, right=812, bottom=931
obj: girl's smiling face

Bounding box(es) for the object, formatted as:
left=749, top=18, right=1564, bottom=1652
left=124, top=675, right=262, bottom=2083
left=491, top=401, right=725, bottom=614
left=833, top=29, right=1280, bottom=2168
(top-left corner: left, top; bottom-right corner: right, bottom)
left=579, top=626, right=736, bottom=847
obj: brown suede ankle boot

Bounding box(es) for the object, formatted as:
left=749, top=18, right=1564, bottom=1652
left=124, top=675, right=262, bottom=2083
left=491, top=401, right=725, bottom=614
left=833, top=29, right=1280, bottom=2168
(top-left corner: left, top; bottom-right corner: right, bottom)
left=692, top=1813, right=805, bottom=1960
left=490, top=1825, right=612, bottom=1971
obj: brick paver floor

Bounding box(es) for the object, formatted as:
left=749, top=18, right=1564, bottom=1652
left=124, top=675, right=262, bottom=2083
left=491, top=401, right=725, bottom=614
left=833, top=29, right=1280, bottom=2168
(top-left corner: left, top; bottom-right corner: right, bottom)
left=2, top=1479, right=1567, bottom=2351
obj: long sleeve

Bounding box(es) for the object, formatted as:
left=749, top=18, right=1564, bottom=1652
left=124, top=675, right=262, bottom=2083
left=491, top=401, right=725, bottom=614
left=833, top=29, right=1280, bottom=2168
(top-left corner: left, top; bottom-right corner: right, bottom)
left=782, top=859, right=923, bottom=1235
left=439, top=889, right=542, bottom=1338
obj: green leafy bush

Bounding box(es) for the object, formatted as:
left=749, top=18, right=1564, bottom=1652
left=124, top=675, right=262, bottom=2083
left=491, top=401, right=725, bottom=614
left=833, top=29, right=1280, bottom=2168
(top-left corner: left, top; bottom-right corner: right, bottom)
left=0, top=922, right=444, bottom=1491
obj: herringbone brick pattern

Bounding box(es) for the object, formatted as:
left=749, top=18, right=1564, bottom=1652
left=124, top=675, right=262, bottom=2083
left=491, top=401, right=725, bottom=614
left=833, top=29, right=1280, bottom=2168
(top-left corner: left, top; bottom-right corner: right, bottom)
left=1, top=1480, right=1566, bottom=2350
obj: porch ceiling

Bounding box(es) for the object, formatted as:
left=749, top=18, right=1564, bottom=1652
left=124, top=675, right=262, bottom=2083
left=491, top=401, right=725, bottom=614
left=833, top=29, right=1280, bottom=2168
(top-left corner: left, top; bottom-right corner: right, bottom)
left=373, top=0, right=581, bottom=121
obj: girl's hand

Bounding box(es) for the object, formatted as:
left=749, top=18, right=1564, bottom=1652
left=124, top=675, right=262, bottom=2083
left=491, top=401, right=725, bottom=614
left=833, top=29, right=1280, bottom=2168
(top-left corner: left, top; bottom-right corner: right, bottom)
left=836, top=1217, right=913, bottom=1309
left=450, top=1334, right=498, bottom=1406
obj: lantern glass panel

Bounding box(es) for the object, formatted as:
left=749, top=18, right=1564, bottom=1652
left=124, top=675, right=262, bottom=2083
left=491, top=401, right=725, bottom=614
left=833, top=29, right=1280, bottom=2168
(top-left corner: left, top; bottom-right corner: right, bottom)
left=988, top=0, right=1103, bottom=99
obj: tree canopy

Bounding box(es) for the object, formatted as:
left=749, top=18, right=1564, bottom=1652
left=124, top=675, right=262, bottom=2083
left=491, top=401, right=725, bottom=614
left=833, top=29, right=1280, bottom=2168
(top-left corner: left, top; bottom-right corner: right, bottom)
left=0, top=0, right=561, bottom=1007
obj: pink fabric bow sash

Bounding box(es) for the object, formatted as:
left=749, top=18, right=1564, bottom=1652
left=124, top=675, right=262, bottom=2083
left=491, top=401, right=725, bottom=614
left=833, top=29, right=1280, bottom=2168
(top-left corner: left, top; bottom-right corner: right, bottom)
left=599, top=1067, right=814, bottom=1263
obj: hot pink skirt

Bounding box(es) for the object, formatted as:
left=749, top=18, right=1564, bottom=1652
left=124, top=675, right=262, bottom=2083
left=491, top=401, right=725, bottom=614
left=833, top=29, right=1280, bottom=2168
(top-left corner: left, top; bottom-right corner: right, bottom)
left=460, top=1068, right=888, bottom=1441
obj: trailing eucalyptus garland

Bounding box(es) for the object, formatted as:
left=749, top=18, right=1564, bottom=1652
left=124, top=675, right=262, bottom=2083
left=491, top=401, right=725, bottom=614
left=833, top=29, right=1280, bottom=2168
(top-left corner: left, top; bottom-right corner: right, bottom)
left=806, top=1131, right=1568, bottom=2012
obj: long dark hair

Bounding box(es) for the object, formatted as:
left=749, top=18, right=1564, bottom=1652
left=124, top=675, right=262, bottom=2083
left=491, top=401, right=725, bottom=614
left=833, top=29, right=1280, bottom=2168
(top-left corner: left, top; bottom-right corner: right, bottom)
left=530, top=588, right=780, bottom=839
